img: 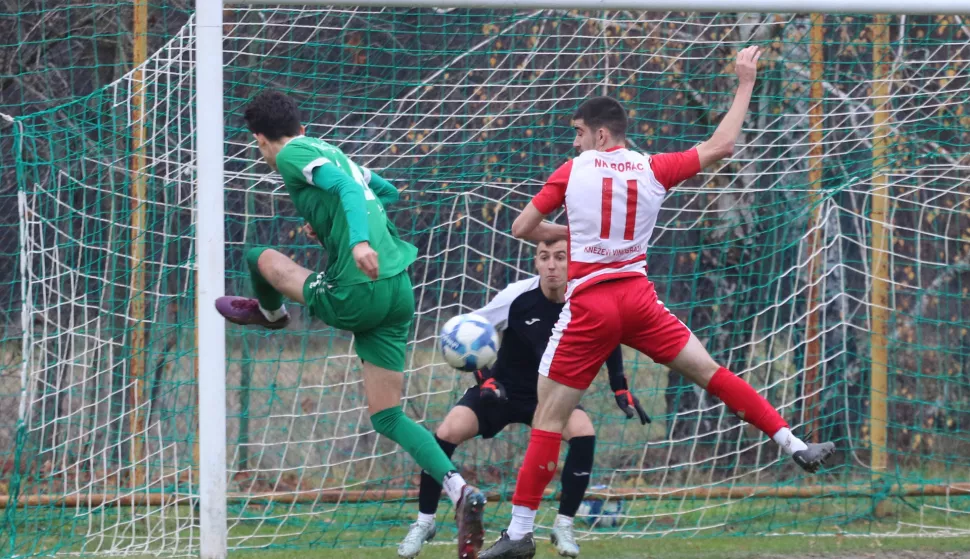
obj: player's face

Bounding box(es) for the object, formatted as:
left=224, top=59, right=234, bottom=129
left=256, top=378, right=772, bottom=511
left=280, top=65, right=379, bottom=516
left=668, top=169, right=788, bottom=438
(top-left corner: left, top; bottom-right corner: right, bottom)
left=572, top=119, right=596, bottom=153
left=536, top=241, right=568, bottom=290
left=254, top=133, right=278, bottom=171
left=572, top=119, right=613, bottom=153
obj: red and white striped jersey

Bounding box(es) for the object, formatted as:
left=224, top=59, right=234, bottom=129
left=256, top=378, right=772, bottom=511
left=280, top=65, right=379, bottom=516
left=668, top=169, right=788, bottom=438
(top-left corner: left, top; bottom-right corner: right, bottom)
left=532, top=146, right=700, bottom=297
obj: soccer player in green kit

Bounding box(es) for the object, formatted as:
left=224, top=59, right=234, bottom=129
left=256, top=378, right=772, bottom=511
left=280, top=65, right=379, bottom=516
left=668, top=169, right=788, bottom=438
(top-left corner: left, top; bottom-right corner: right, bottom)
left=215, top=90, right=487, bottom=559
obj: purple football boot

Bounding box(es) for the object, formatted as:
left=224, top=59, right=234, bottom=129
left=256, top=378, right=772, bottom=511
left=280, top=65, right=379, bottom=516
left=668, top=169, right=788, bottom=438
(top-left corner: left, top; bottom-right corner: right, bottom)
left=215, top=296, right=290, bottom=330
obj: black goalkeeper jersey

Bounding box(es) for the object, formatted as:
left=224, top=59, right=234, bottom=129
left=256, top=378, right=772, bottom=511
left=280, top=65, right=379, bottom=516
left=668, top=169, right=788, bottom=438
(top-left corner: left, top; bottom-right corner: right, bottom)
left=476, top=276, right=625, bottom=404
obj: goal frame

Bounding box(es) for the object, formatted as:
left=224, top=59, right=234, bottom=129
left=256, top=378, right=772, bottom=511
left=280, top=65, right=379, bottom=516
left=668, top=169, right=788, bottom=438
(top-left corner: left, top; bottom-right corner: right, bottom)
left=194, top=1, right=970, bottom=558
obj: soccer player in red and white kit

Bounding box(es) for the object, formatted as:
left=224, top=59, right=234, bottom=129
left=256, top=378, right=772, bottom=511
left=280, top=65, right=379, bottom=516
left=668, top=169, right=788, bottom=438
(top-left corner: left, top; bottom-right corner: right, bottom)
left=479, top=46, right=835, bottom=559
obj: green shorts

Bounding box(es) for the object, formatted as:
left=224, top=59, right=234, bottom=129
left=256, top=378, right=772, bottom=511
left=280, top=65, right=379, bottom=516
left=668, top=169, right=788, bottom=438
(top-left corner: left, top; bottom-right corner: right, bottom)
left=302, top=271, right=414, bottom=372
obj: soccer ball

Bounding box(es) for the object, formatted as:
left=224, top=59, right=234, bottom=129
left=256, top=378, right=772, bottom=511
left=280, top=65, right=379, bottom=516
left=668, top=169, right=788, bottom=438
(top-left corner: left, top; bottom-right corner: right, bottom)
left=439, top=313, right=499, bottom=372
left=577, top=494, right=623, bottom=528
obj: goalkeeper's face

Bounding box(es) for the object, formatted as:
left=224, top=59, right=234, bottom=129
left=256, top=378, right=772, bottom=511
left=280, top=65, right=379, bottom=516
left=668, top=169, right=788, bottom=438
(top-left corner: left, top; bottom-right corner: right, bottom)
left=536, top=240, right=567, bottom=291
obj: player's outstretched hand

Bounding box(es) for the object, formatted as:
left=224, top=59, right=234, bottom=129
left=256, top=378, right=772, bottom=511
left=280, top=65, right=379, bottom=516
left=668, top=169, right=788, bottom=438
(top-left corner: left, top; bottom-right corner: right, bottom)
left=352, top=241, right=379, bottom=280
left=479, top=378, right=508, bottom=404
left=475, top=368, right=508, bottom=403
left=614, top=389, right=650, bottom=425
left=736, top=45, right=762, bottom=86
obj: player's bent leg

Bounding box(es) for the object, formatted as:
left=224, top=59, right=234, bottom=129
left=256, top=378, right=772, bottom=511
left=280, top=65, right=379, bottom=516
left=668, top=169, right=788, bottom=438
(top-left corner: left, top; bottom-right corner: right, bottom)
left=363, top=361, right=458, bottom=483
left=482, top=379, right=584, bottom=559
left=663, top=333, right=720, bottom=388
left=363, top=363, right=486, bottom=558
left=359, top=300, right=485, bottom=559
left=665, top=333, right=835, bottom=473
left=436, top=405, right=481, bottom=445
left=484, top=288, right=619, bottom=558
left=215, top=247, right=311, bottom=329
left=252, top=247, right=312, bottom=304
left=666, top=333, right=789, bottom=439
left=519, top=379, right=584, bottom=516
left=412, top=406, right=480, bottom=527
left=552, top=409, right=595, bottom=558
left=531, top=377, right=585, bottom=433
left=402, top=406, right=479, bottom=559
left=361, top=360, right=404, bottom=414
left=363, top=362, right=455, bottom=481
left=561, top=408, right=595, bottom=440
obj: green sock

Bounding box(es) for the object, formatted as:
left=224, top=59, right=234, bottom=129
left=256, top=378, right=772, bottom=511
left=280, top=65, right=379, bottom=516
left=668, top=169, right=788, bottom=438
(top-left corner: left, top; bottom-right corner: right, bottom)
left=370, top=406, right=456, bottom=482
left=246, top=247, right=283, bottom=311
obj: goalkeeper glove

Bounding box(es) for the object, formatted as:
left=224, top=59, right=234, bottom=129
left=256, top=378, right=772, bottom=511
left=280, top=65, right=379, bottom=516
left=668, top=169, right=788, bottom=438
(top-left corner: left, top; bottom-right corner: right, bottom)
left=614, top=389, right=650, bottom=425
left=480, top=378, right=508, bottom=403
left=475, top=368, right=508, bottom=404
left=473, top=368, right=491, bottom=385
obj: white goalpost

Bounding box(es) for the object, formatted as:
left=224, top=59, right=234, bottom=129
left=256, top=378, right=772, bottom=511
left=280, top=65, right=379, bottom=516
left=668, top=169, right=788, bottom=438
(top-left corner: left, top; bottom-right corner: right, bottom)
left=196, top=1, right=227, bottom=558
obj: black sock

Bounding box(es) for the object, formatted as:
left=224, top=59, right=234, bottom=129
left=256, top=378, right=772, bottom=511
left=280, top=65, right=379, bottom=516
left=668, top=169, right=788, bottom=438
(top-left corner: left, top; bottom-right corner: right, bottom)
left=559, top=435, right=595, bottom=517
left=418, top=435, right=458, bottom=515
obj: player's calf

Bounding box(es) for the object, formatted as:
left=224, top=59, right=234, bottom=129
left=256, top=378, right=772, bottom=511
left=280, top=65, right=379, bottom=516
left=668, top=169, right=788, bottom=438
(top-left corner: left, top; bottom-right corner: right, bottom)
left=669, top=337, right=835, bottom=472
left=706, top=366, right=836, bottom=470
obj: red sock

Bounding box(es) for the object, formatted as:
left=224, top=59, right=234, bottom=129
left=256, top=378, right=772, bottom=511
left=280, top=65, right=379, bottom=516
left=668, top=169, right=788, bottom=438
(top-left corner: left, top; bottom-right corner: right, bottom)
left=511, top=429, right=562, bottom=510
left=706, top=367, right=788, bottom=437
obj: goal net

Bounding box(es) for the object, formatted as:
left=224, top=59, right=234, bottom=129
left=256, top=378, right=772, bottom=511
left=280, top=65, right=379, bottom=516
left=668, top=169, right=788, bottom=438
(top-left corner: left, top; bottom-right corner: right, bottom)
left=7, top=7, right=970, bottom=556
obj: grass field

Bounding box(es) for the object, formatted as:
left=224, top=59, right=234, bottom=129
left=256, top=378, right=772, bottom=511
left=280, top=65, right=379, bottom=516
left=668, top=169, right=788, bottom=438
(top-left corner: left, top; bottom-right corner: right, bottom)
left=228, top=535, right=970, bottom=559
left=210, top=495, right=970, bottom=558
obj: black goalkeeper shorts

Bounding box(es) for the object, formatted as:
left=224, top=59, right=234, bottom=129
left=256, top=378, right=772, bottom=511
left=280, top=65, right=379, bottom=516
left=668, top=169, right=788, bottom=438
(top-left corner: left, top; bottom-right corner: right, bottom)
left=456, top=385, right=584, bottom=439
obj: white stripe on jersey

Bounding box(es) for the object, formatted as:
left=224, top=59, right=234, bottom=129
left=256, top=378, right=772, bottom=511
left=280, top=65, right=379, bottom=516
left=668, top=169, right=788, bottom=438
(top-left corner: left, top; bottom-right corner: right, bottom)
left=474, top=275, right=541, bottom=333
left=538, top=300, right=572, bottom=377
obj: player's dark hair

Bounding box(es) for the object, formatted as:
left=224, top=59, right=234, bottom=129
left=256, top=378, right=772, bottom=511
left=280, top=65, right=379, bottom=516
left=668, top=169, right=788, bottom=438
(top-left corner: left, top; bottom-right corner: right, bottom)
left=244, top=90, right=302, bottom=141
left=573, top=96, right=627, bottom=139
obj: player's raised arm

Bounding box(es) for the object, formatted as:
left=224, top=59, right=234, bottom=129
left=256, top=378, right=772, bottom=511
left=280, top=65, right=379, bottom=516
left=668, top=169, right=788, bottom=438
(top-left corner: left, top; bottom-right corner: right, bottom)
left=696, top=45, right=762, bottom=169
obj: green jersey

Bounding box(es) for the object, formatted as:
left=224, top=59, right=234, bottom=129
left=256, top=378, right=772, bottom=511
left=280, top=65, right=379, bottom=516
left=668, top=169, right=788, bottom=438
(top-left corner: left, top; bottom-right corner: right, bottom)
left=275, top=136, right=417, bottom=287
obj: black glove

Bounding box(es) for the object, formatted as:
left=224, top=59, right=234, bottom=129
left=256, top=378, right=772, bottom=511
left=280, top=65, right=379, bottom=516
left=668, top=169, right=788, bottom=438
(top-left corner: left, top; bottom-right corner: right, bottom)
left=473, top=367, right=491, bottom=385
left=614, top=389, right=650, bottom=425
left=479, top=378, right=508, bottom=404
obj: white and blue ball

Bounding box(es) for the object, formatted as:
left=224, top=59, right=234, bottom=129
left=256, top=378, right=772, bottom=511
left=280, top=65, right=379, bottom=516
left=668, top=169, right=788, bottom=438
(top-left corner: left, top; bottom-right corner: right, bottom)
left=577, top=498, right=623, bottom=528
left=439, top=313, right=499, bottom=372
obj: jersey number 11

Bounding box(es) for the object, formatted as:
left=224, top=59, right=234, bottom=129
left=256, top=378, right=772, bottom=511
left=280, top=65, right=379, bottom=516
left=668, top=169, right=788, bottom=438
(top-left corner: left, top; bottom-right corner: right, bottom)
left=600, top=178, right=638, bottom=241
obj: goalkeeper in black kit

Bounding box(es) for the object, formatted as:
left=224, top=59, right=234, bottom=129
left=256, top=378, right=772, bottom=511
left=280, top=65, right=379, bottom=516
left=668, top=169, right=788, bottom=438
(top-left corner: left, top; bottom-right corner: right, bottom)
left=398, top=239, right=649, bottom=559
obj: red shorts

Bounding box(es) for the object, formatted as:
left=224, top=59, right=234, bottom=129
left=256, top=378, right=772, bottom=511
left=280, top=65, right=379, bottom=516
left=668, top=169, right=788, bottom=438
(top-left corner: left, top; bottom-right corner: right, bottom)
left=538, top=276, right=691, bottom=390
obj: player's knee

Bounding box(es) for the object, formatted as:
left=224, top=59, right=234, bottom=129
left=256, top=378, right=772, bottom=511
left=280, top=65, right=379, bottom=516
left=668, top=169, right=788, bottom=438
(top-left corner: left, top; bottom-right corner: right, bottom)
left=245, top=246, right=271, bottom=272
left=564, top=411, right=595, bottom=440
left=671, top=336, right=722, bottom=388
left=697, top=360, right=721, bottom=386
left=369, top=405, right=403, bottom=436
left=435, top=420, right=470, bottom=445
